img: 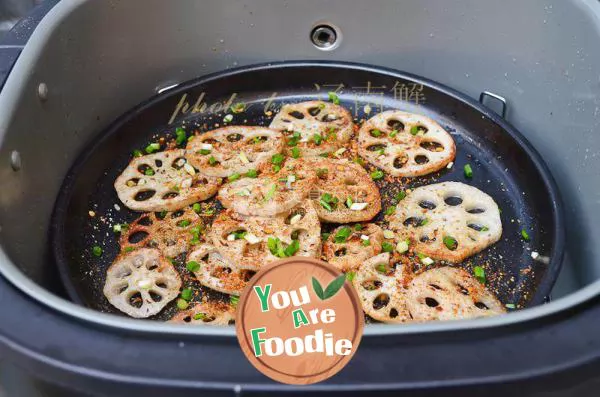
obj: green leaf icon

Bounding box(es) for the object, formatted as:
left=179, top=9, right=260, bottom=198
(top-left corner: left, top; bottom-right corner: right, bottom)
left=312, top=277, right=325, bottom=300
left=312, top=274, right=347, bottom=300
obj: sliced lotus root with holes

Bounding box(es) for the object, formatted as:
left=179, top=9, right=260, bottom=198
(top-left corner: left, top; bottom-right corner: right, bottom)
left=114, top=149, right=221, bottom=212
left=388, top=182, right=502, bottom=262
left=324, top=224, right=384, bottom=271
left=406, top=266, right=505, bottom=321
left=270, top=101, right=354, bottom=157
left=208, top=200, right=321, bottom=269
left=308, top=158, right=381, bottom=222
left=103, top=248, right=181, bottom=318
left=169, top=301, right=235, bottom=326
left=352, top=253, right=412, bottom=323
left=120, top=207, right=204, bottom=258
left=358, top=110, right=456, bottom=177
left=186, top=126, right=284, bottom=177
left=218, top=158, right=317, bottom=217
left=187, top=244, right=256, bottom=295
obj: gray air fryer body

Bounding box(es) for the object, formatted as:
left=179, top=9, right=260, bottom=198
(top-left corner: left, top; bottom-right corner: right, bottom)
left=1, top=1, right=600, bottom=396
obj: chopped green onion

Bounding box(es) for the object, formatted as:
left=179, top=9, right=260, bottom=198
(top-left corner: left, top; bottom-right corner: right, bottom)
left=132, top=149, right=143, bottom=157
left=420, top=218, right=429, bottom=226
left=353, top=156, right=365, bottom=166
left=505, top=303, right=516, bottom=309
left=284, top=239, right=300, bottom=257
left=473, top=266, right=486, bottom=284
left=346, top=271, right=356, bottom=282
left=361, top=239, right=371, bottom=246
left=175, top=127, right=187, bottom=145
left=370, top=129, right=383, bottom=137
left=396, top=239, right=410, bottom=254
left=245, top=169, right=258, bottom=178
left=381, top=241, right=394, bottom=253
left=123, top=246, right=135, bottom=253
left=271, top=153, right=285, bottom=166
left=231, top=103, right=246, bottom=113
left=267, top=237, right=298, bottom=258
left=186, top=261, right=200, bottom=272
left=144, top=168, right=155, bottom=176
left=177, top=298, right=189, bottom=310
left=389, top=130, right=399, bottom=138
left=328, top=91, right=340, bottom=105
left=264, top=183, right=277, bottom=201
left=370, top=170, right=384, bottom=180
left=192, top=203, right=202, bottom=213
left=92, top=245, right=103, bottom=257
left=145, top=142, right=160, bottom=154
left=521, top=229, right=530, bottom=241
left=199, top=149, right=211, bottom=155
left=208, top=156, right=217, bottom=166
left=443, top=236, right=458, bottom=250
left=321, top=232, right=331, bottom=241
left=319, top=193, right=338, bottom=211
left=319, top=200, right=332, bottom=211
left=193, top=312, right=206, bottom=320
left=223, top=114, right=234, bottom=123
left=345, top=197, right=354, bottom=208
left=291, top=147, right=301, bottom=159
left=181, top=288, right=193, bottom=301
left=112, top=223, right=128, bottom=233
left=312, top=134, right=323, bottom=146
left=287, top=131, right=301, bottom=147
left=177, top=219, right=191, bottom=227
left=334, top=227, right=352, bottom=243
left=228, top=173, right=241, bottom=182
left=376, top=264, right=387, bottom=273
left=481, top=226, right=490, bottom=232
left=354, top=224, right=363, bottom=231
left=232, top=230, right=247, bottom=240
left=230, top=295, right=240, bottom=306
left=384, top=206, right=396, bottom=216
left=395, top=191, right=407, bottom=202
left=464, top=164, right=473, bottom=178
left=410, top=126, right=419, bottom=135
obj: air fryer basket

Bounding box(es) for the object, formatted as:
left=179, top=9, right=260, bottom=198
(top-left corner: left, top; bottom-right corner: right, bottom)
left=51, top=61, right=564, bottom=319
left=2, top=0, right=600, bottom=395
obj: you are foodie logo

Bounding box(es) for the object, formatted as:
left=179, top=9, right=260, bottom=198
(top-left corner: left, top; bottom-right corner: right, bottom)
left=236, top=258, right=364, bottom=384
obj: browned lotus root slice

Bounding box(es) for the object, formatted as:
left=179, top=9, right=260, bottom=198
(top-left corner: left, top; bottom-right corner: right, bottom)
left=270, top=101, right=354, bottom=157
left=103, top=248, right=181, bottom=318
left=352, top=253, right=412, bottom=323
left=120, top=208, right=203, bottom=258
left=169, top=301, right=235, bottom=326
left=114, top=149, right=221, bottom=212
left=358, top=110, right=456, bottom=177
left=218, top=159, right=317, bottom=216
left=186, top=244, right=256, bottom=295
left=388, top=182, right=502, bottom=262
left=309, top=158, right=381, bottom=222
left=324, top=224, right=384, bottom=271
left=406, top=267, right=505, bottom=321
left=208, top=201, right=321, bottom=269
left=186, top=126, right=284, bottom=177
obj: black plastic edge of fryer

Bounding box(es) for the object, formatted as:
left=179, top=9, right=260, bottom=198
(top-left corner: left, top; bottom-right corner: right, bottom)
left=2, top=271, right=600, bottom=396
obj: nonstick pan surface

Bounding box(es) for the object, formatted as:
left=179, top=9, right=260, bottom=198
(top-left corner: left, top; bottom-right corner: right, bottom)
left=51, top=61, right=564, bottom=322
